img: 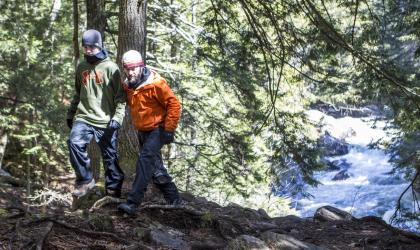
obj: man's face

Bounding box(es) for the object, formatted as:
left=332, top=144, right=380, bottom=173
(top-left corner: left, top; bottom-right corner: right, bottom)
left=83, top=45, right=101, bottom=56
left=124, top=66, right=144, bottom=84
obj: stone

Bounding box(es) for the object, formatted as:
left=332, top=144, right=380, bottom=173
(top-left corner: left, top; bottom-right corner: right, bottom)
left=314, top=206, right=355, bottom=222
left=88, top=214, right=114, bottom=232
left=258, top=208, right=270, bottom=219
left=228, top=235, right=269, bottom=250
left=145, top=229, right=189, bottom=250
left=331, top=170, right=351, bottom=181
left=260, top=231, right=327, bottom=250
left=319, top=134, right=349, bottom=157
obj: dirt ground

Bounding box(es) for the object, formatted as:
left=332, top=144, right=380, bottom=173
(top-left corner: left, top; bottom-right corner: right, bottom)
left=1, top=185, right=419, bottom=250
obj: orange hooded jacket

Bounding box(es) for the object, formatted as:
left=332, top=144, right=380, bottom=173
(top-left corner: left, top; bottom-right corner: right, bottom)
left=123, top=70, right=181, bottom=132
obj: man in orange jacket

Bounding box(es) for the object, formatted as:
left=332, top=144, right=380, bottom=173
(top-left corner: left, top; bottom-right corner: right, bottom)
left=118, top=50, right=182, bottom=215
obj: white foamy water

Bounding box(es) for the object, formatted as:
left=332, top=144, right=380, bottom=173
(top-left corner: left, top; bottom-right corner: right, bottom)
left=296, top=110, right=417, bottom=230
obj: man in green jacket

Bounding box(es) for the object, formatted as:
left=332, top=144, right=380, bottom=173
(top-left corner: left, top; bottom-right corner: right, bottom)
left=67, top=29, right=126, bottom=198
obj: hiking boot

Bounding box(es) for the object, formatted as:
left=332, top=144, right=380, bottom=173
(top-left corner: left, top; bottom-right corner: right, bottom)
left=118, top=201, right=138, bottom=215
left=106, top=189, right=121, bottom=198
left=72, top=179, right=95, bottom=197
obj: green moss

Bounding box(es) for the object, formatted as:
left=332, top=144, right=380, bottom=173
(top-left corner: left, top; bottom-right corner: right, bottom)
left=0, top=208, right=8, bottom=218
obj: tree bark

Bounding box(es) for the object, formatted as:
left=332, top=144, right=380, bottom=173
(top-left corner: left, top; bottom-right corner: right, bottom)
left=73, top=0, right=79, bottom=69
left=117, top=0, right=147, bottom=179
left=117, top=0, right=147, bottom=61
left=0, top=129, right=8, bottom=172
left=86, top=0, right=106, bottom=38
left=44, top=0, right=62, bottom=38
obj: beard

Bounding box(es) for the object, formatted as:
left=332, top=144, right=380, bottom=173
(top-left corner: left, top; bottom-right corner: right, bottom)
left=126, top=67, right=150, bottom=90
left=127, top=73, right=142, bottom=85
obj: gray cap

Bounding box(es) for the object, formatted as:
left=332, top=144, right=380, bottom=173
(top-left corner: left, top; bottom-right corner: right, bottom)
left=82, top=29, right=102, bottom=48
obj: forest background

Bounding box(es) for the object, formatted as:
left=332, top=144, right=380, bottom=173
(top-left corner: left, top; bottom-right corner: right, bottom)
left=0, top=0, right=419, bottom=226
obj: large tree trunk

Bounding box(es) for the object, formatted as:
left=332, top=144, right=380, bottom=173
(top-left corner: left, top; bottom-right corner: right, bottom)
left=85, top=0, right=107, bottom=181
left=117, top=0, right=147, bottom=60
left=86, top=0, right=106, bottom=37
left=117, top=0, right=149, bottom=190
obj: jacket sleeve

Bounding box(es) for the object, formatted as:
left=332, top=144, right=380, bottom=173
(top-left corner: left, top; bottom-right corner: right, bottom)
left=67, top=67, right=81, bottom=119
left=155, top=78, right=181, bottom=132
left=111, top=68, right=127, bottom=125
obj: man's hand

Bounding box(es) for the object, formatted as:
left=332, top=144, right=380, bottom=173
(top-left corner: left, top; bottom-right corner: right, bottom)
left=66, top=118, right=73, bottom=129
left=161, top=130, right=175, bottom=144
left=108, top=120, right=121, bottom=130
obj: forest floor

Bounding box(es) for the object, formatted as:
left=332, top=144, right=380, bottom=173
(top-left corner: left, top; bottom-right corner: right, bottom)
left=1, top=183, right=420, bottom=250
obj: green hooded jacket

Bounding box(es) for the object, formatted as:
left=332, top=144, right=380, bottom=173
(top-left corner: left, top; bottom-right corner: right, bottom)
left=67, top=57, right=126, bottom=128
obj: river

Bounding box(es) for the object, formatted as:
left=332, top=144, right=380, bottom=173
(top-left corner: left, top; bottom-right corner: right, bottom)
left=294, top=110, right=418, bottom=232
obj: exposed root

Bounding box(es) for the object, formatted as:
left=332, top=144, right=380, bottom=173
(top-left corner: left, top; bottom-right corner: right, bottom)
left=140, top=203, right=205, bottom=216
left=89, top=196, right=124, bottom=212
left=35, top=221, right=53, bottom=250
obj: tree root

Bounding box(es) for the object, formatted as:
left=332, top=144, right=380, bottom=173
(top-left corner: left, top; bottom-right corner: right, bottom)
left=0, top=175, right=42, bottom=189
left=48, top=218, right=153, bottom=249
left=89, top=196, right=124, bottom=212
left=140, top=203, right=205, bottom=216
left=35, top=221, right=53, bottom=250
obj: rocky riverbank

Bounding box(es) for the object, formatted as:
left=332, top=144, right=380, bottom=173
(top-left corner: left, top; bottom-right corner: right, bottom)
left=1, top=185, right=419, bottom=249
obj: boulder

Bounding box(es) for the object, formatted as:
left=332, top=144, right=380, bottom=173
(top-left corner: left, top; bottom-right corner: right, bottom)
left=145, top=229, right=189, bottom=250
left=314, top=206, right=355, bottom=222
left=332, top=170, right=351, bottom=181
left=260, top=231, right=326, bottom=250
left=228, top=235, right=269, bottom=250
left=319, top=134, right=349, bottom=157
left=325, top=159, right=351, bottom=171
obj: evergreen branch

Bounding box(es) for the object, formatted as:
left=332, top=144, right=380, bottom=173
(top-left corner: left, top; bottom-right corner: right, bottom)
left=300, top=0, right=420, bottom=102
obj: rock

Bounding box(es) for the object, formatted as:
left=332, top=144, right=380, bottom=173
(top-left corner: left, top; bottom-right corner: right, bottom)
left=325, top=159, right=351, bottom=171
left=190, top=239, right=226, bottom=250
left=260, top=231, right=327, bottom=250
left=0, top=168, right=11, bottom=176
left=319, top=133, right=349, bottom=157
left=314, top=206, right=355, bottom=222
left=258, top=208, right=270, bottom=219
left=228, top=235, right=269, bottom=250
left=145, top=229, right=189, bottom=250
left=88, top=214, right=114, bottom=231
left=331, top=170, right=351, bottom=181
left=71, top=186, right=106, bottom=210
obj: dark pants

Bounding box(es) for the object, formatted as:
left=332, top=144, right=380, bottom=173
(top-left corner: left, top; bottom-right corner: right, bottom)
left=67, top=121, right=124, bottom=191
left=128, top=127, right=179, bottom=205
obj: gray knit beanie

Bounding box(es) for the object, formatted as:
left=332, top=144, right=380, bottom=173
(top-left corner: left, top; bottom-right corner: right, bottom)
left=82, top=29, right=102, bottom=48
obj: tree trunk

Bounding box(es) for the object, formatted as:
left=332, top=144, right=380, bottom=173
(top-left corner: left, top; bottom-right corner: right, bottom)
left=73, top=0, right=79, bottom=69
left=117, top=0, right=147, bottom=181
left=85, top=0, right=107, bottom=181
left=117, top=0, right=147, bottom=61
left=44, top=0, right=62, bottom=38
left=0, top=129, right=8, bottom=172
left=86, top=0, right=106, bottom=37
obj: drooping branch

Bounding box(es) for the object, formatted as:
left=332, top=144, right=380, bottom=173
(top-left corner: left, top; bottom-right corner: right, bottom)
left=390, top=170, right=419, bottom=224
left=299, top=0, right=420, bottom=102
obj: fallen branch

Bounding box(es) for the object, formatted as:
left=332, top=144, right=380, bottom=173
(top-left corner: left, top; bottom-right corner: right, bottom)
left=89, top=196, right=124, bottom=212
